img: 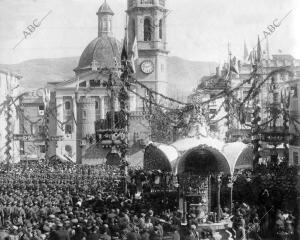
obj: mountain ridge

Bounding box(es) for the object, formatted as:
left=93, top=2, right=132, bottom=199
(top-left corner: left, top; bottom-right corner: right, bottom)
left=0, top=56, right=217, bottom=97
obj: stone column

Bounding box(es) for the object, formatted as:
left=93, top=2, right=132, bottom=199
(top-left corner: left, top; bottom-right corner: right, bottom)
left=137, top=16, right=143, bottom=41
left=153, top=12, right=159, bottom=48
left=183, top=200, right=187, bottom=225
left=228, top=176, right=233, bottom=215
left=208, top=175, right=212, bottom=213
left=72, top=94, right=78, bottom=161
left=217, top=174, right=222, bottom=222
left=72, top=94, right=77, bottom=132
left=100, top=96, right=105, bottom=119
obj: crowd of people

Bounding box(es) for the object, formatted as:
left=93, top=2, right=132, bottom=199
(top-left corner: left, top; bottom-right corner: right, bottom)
left=230, top=202, right=296, bottom=240
left=0, top=160, right=296, bottom=240
left=0, top=161, right=190, bottom=240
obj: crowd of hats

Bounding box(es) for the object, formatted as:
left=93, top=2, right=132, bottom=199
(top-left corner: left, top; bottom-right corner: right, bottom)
left=0, top=161, right=188, bottom=240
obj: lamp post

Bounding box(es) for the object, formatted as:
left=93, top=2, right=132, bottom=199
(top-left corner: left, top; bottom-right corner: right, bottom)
left=227, top=175, right=233, bottom=215
left=216, top=173, right=222, bottom=222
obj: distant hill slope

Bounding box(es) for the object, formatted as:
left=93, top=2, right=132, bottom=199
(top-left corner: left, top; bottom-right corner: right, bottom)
left=166, top=56, right=217, bottom=99
left=0, top=56, right=216, bottom=96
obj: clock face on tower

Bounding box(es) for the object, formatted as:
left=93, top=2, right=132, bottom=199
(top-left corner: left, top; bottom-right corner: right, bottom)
left=140, top=60, right=154, bottom=74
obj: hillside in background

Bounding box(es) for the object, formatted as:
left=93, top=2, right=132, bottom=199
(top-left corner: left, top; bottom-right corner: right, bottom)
left=0, top=56, right=217, bottom=97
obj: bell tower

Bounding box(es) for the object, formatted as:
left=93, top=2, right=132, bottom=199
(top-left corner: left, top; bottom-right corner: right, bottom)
left=127, top=0, right=169, bottom=110
left=97, top=0, right=114, bottom=37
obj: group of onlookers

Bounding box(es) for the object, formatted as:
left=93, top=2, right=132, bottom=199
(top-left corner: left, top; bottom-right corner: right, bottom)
left=0, top=161, right=296, bottom=240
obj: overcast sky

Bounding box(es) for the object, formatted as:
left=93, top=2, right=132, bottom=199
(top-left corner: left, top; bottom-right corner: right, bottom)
left=0, top=0, right=299, bottom=64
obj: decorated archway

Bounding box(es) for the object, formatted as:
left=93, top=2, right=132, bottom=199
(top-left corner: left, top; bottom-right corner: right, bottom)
left=106, top=151, right=121, bottom=166
left=174, top=144, right=231, bottom=222
left=176, top=144, right=231, bottom=175
left=141, top=138, right=254, bottom=223
left=143, top=143, right=178, bottom=172
left=235, top=145, right=253, bottom=170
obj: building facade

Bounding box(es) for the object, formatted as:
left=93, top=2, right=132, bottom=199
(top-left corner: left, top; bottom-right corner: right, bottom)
left=48, top=0, right=169, bottom=164
left=0, top=69, right=21, bottom=163
left=289, top=68, right=300, bottom=166
left=228, top=54, right=300, bottom=142
left=188, top=53, right=300, bottom=163
left=18, top=93, right=47, bottom=161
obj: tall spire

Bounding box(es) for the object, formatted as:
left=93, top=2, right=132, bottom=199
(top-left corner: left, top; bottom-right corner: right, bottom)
left=257, top=36, right=262, bottom=63
left=97, top=0, right=114, bottom=37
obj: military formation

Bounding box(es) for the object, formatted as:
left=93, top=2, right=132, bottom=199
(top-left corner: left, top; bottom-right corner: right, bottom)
left=0, top=162, right=186, bottom=240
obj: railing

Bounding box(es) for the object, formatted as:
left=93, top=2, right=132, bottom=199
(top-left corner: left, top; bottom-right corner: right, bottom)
left=138, top=41, right=154, bottom=50
left=130, top=0, right=165, bottom=8
left=138, top=41, right=167, bottom=51
left=140, top=0, right=153, bottom=4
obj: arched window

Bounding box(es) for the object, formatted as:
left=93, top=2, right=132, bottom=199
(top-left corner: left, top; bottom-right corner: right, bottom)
left=65, top=145, right=72, bottom=157
left=95, top=100, right=99, bottom=110
left=103, top=20, right=108, bottom=32
left=159, top=19, right=163, bottom=39
left=144, top=18, right=152, bottom=41
left=65, top=101, right=71, bottom=110
left=109, top=20, right=112, bottom=32
left=82, top=110, right=87, bottom=119
left=65, top=124, right=72, bottom=134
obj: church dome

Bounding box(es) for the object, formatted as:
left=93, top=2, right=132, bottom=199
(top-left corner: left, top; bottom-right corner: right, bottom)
left=97, top=1, right=114, bottom=15
left=75, top=36, right=121, bottom=71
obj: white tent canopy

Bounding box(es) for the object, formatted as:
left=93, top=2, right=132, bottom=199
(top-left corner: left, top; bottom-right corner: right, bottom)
left=144, top=137, right=253, bottom=174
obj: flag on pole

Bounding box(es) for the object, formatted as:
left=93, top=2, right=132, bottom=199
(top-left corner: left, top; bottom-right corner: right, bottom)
left=131, top=37, right=138, bottom=61
left=248, top=48, right=257, bottom=66
left=121, top=14, right=129, bottom=69
left=121, top=34, right=128, bottom=68
left=130, top=37, right=138, bottom=73
left=42, top=88, right=51, bottom=108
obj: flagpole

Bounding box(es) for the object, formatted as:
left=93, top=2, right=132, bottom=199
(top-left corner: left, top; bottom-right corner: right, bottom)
left=125, top=13, right=128, bottom=55
left=225, top=42, right=231, bottom=81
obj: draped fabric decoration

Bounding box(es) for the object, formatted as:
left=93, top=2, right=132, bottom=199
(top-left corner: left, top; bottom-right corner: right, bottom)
left=5, top=96, right=13, bottom=165
left=251, top=100, right=261, bottom=168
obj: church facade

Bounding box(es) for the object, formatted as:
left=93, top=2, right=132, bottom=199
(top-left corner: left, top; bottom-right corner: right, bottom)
left=47, top=0, right=169, bottom=164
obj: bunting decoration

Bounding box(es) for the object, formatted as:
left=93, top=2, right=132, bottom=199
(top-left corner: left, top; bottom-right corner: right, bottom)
left=5, top=96, right=13, bottom=165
